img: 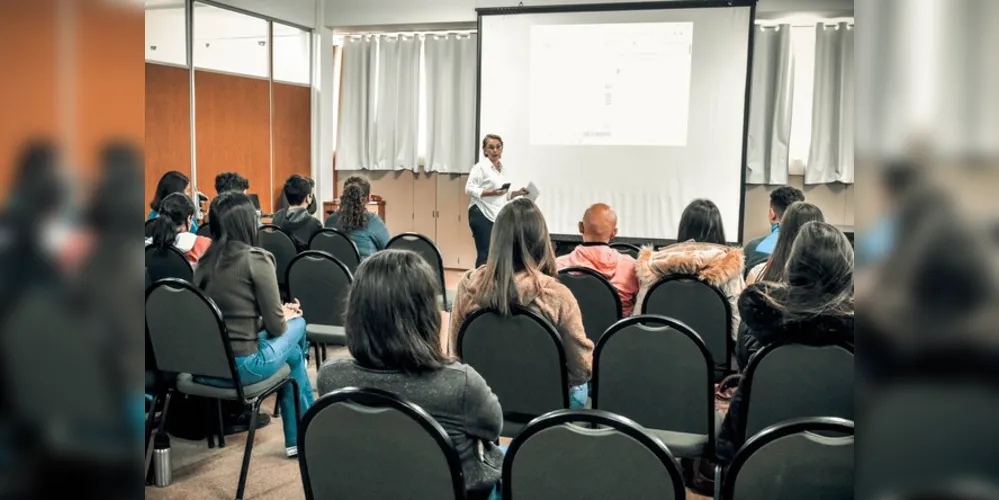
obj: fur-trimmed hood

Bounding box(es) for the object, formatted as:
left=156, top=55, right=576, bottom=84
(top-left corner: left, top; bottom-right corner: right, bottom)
left=738, top=282, right=854, bottom=347
left=636, top=241, right=744, bottom=287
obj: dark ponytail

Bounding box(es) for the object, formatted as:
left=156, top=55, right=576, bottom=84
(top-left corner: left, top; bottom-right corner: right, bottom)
left=150, top=193, right=195, bottom=253
left=337, top=178, right=371, bottom=233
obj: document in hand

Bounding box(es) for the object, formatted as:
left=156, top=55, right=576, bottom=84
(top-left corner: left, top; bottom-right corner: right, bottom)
left=525, top=181, right=541, bottom=201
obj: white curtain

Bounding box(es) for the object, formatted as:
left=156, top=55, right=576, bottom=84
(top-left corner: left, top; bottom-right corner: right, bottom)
left=335, top=37, right=376, bottom=171
left=373, top=35, right=421, bottom=171
left=746, top=25, right=794, bottom=185
left=806, top=23, right=854, bottom=184
left=424, top=34, right=478, bottom=174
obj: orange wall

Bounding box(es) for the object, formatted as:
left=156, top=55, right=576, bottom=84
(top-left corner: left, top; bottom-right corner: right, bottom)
left=145, top=64, right=191, bottom=211
left=272, top=83, right=312, bottom=210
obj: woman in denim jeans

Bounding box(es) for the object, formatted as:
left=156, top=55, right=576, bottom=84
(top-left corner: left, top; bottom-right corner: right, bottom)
left=193, top=192, right=315, bottom=457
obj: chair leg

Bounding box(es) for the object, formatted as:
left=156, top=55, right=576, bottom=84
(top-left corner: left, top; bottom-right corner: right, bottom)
left=273, top=397, right=281, bottom=418
left=144, top=390, right=173, bottom=478
left=205, top=397, right=216, bottom=449
left=143, top=392, right=160, bottom=479
left=234, top=404, right=260, bottom=500
left=216, top=399, right=226, bottom=448
left=321, top=344, right=328, bottom=364
left=714, top=464, right=722, bottom=499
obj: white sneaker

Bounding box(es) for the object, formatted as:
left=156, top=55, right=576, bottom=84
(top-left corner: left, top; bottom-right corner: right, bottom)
left=286, top=446, right=298, bottom=458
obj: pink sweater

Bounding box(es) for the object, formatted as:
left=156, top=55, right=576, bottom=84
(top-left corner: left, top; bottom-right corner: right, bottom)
left=556, top=243, right=640, bottom=316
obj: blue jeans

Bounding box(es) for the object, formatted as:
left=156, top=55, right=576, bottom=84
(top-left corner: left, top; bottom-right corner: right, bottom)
left=196, top=317, right=314, bottom=448
left=569, top=383, right=589, bottom=409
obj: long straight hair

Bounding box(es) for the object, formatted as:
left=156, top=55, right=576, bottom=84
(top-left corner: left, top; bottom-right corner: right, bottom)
left=478, top=198, right=557, bottom=316
left=149, top=193, right=194, bottom=253
left=767, top=221, right=854, bottom=322
left=195, top=192, right=259, bottom=287
left=337, top=176, right=371, bottom=233
left=759, top=202, right=825, bottom=283
left=150, top=171, right=190, bottom=212
left=346, top=249, right=449, bottom=374
left=677, top=199, right=726, bottom=244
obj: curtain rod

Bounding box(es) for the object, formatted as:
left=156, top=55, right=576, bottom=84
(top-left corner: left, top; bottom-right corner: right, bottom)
left=756, top=17, right=854, bottom=28
left=343, top=30, right=477, bottom=39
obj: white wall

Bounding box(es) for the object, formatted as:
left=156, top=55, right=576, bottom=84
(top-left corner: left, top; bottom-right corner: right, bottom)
left=324, top=0, right=853, bottom=28
left=210, top=0, right=318, bottom=29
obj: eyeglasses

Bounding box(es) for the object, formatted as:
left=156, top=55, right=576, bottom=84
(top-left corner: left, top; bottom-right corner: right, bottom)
left=484, top=144, right=503, bottom=151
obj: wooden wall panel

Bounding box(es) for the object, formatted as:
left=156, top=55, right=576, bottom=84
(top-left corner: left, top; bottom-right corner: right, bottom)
left=0, top=2, right=58, bottom=198
left=194, top=70, right=270, bottom=211
left=145, top=64, right=191, bottom=211
left=272, top=83, right=312, bottom=209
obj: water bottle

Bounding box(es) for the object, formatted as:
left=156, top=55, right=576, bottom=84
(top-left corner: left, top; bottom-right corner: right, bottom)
left=152, top=434, right=172, bottom=487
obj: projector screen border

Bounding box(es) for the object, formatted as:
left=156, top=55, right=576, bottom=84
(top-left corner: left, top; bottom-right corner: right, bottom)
left=475, top=0, right=759, bottom=244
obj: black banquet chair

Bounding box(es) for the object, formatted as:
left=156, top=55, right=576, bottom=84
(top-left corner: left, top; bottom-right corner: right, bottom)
left=457, top=306, right=568, bottom=438
left=721, top=417, right=854, bottom=500
left=609, top=242, right=642, bottom=259
left=641, top=274, right=733, bottom=379
left=386, top=232, right=452, bottom=310
left=558, top=266, right=622, bottom=344
left=258, top=224, right=298, bottom=290
left=196, top=220, right=212, bottom=238
left=286, top=251, right=351, bottom=365
left=145, top=244, right=193, bottom=283
left=738, top=342, right=854, bottom=444
left=308, top=228, right=360, bottom=275
left=298, top=387, right=465, bottom=500
left=503, top=409, right=686, bottom=500
left=144, top=218, right=157, bottom=237
left=592, top=315, right=716, bottom=460
left=145, top=278, right=300, bottom=500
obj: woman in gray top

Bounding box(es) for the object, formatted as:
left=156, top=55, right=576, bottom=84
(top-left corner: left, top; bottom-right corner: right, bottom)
left=317, top=249, right=503, bottom=499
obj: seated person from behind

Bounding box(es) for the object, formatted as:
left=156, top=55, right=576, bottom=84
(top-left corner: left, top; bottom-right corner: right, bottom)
left=317, top=249, right=503, bottom=500
left=193, top=191, right=315, bottom=458
left=272, top=174, right=322, bottom=252
left=215, top=171, right=249, bottom=195
left=556, top=203, right=639, bottom=316
left=743, top=186, right=804, bottom=271
left=635, top=199, right=745, bottom=340
left=718, top=221, right=854, bottom=463
left=745, top=201, right=824, bottom=286
left=148, top=170, right=199, bottom=233
left=144, top=192, right=212, bottom=266
left=449, top=198, right=594, bottom=408
left=323, top=176, right=390, bottom=259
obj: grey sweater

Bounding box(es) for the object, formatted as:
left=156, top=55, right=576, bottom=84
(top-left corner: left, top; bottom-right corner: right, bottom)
left=193, top=245, right=287, bottom=357
left=317, top=359, right=503, bottom=495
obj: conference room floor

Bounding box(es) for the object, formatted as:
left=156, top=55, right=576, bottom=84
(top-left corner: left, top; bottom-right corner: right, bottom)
left=144, top=270, right=712, bottom=500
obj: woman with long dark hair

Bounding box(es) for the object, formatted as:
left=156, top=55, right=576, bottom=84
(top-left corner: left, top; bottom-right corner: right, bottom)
left=144, top=192, right=211, bottom=265
left=448, top=198, right=593, bottom=408
left=718, top=221, right=854, bottom=463
left=746, top=201, right=825, bottom=285
left=148, top=170, right=199, bottom=233
left=318, top=249, right=504, bottom=498
left=193, top=191, right=314, bottom=458
left=323, top=176, right=390, bottom=259
left=634, top=199, right=745, bottom=340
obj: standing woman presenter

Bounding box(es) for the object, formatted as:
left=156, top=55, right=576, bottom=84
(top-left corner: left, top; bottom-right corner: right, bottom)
left=465, top=134, right=528, bottom=268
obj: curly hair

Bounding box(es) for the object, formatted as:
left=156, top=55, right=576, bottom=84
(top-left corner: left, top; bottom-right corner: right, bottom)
left=337, top=176, right=371, bottom=233
left=769, top=186, right=805, bottom=218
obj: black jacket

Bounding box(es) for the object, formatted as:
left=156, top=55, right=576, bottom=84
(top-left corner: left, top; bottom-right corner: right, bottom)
left=718, top=282, right=854, bottom=463
left=271, top=207, right=322, bottom=252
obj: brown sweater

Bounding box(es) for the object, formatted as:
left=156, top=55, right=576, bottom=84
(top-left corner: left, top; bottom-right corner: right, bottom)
left=193, top=245, right=287, bottom=357
left=448, top=268, right=594, bottom=387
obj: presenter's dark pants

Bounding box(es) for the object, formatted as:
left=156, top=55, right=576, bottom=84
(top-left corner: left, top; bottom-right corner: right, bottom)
left=469, top=205, right=493, bottom=268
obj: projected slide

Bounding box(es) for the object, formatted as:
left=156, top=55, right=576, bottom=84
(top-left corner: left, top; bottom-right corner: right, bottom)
left=529, top=22, right=694, bottom=147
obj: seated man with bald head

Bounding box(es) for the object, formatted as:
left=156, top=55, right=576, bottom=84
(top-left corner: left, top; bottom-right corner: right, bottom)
left=556, top=203, right=640, bottom=316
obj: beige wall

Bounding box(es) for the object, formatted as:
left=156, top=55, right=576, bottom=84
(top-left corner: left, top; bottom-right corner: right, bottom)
left=342, top=169, right=854, bottom=271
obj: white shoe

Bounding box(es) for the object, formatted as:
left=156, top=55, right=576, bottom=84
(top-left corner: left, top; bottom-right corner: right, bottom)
left=286, top=446, right=298, bottom=458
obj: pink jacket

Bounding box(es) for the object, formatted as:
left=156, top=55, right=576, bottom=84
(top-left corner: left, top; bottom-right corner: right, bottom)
left=556, top=243, right=640, bottom=316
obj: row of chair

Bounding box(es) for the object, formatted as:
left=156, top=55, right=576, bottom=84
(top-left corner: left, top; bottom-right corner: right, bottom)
left=301, top=386, right=854, bottom=500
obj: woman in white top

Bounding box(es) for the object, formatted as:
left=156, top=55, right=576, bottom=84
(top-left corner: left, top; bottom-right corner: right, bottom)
left=465, top=134, right=528, bottom=268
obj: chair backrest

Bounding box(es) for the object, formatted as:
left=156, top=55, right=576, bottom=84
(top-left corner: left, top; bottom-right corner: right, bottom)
left=641, top=275, right=731, bottom=377
left=309, top=228, right=360, bottom=274
left=741, top=343, right=854, bottom=440
left=258, top=224, right=298, bottom=285
left=196, top=221, right=212, bottom=238
left=144, top=218, right=156, bottom=237
left=287, top=251, right=352, bottom=328
left=504, top=409, right=686, bottom=500
left=593, top=315, right=714, bottom=447
left=609, top=242, right=641, bottom=259
left=457, top=306, right=568, bottom=422
left=857, top=382, right=999, bottom=498
left=145, top=279, right=244, bottom=396
left=299, top=387, right=464, bottom=500
left=722, top=417, right=854, bottom=500
left=144, top=244, right=193, bottom=283
left=386, top=233, right=446, bottom=294
left=558, top=267, right=622, bottom=344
